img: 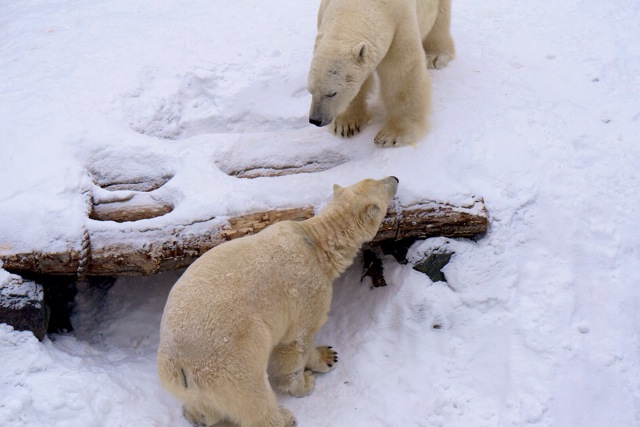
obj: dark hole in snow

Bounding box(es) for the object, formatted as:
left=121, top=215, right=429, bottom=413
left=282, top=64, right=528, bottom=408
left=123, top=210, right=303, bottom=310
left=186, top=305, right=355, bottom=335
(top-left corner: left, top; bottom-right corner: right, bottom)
left=413, top=252, right=454, bottom=283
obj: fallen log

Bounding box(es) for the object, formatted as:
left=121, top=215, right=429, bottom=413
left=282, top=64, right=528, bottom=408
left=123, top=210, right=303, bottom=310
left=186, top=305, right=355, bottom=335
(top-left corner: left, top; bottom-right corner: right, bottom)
left=0, top=197, right=487, bottom=276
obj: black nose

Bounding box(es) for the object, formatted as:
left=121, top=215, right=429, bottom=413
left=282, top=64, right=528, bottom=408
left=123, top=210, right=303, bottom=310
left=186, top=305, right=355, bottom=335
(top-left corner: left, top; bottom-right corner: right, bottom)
left=390, top=176, right=399, bottom=183
left=309, top=118, right=323, bottom=127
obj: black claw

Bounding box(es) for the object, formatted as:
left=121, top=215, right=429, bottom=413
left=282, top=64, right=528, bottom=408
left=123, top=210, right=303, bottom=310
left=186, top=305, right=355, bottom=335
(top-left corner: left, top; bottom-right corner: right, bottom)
left=328, top=364, right=333, bottom=368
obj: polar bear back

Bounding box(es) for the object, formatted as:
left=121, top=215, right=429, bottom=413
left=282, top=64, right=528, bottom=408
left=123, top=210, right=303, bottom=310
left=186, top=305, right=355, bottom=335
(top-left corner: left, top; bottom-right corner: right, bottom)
left=158, top=221, right=330, bottom=361
left=318, top=0, right=440, bottom=41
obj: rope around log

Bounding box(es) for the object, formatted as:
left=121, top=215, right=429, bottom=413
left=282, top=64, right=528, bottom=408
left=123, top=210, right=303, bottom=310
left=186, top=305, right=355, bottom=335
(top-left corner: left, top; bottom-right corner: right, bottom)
left=76, top=228, right=91, bottom=280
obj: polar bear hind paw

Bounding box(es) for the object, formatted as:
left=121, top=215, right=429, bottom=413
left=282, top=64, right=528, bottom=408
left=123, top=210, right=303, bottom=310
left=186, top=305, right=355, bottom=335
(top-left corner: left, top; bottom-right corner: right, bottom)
left=183, top=404, right=233, bottom=427
left=290, top=370, right=317, bottom=398
left=183, top=405, right=206, bottom=426
left=182, top=405, right=219, bottom=427
left=279, top=407, right=297, bottom=427
left=425, top=52, right=454, bottom=69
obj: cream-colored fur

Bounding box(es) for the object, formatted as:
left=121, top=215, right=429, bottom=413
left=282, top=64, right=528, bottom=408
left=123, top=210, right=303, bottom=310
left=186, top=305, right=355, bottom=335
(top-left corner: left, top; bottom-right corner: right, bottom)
left=308, top=0, right=455, bottom=147
left=157, top=177, right=399, bottom=427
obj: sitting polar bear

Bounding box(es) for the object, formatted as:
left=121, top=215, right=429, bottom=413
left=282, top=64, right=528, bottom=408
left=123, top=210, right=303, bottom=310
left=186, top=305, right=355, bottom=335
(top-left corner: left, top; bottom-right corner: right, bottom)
left=308, top=0, right=455, bottom=147
left=157, top=176, right=399, bottom=427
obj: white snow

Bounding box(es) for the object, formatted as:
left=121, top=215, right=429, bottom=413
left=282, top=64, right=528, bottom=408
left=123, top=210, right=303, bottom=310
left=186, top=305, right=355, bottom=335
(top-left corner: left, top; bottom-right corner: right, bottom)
left=1, top=0, right=639, bottom=426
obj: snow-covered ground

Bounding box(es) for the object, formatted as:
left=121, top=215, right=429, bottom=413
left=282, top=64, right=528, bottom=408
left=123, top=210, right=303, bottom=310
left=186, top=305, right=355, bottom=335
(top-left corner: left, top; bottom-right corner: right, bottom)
left=1, top=0, right=640, bottom=426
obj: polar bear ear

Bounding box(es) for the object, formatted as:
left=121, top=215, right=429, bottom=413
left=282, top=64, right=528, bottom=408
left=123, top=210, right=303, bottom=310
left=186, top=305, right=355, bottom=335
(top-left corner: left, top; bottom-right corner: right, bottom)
left=366, top=203, right=381, bottom=219
left=333, top=184, right=344, bottom=196
left=352, top=41, right=368, bottom=62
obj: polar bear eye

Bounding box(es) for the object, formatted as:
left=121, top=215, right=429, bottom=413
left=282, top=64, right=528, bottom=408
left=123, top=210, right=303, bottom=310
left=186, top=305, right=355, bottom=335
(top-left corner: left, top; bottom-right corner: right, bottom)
left=325, top=92, right=337, bottom=98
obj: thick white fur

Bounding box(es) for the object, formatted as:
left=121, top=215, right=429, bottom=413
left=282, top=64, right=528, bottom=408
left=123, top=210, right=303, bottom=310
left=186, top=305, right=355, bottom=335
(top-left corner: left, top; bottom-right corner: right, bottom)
left=308, top=0, right=455, bottom=147
left=157, top=177, right=399, bottom=427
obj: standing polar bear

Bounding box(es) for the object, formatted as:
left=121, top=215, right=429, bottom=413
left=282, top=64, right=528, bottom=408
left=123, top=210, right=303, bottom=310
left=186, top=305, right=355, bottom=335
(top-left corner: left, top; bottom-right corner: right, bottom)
left=157, top=177, right=399, bottom=427
left=308, top=0, right=455, bottom=147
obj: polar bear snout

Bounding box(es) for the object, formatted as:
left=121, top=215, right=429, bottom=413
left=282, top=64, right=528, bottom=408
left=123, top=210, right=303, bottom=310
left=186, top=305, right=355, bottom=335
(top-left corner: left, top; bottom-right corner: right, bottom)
left=309, top=117, right=326, bottom=127
left=309, top=103, right=332, bottom=127
left=383, top=176, right=399, bottom=198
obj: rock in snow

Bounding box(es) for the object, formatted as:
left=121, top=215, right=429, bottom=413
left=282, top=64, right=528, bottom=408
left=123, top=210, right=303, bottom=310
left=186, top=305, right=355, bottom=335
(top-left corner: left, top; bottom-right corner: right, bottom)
left=0, top=268, right=49, bottom=340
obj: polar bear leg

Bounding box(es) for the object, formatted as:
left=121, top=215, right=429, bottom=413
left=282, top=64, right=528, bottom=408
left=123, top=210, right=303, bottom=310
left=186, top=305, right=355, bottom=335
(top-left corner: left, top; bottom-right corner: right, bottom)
left=222, top=375, right=296, bottom=427
left=270, top=339, right=319, bottom=397
left=180, top=380, right=292, bottom=427
left=305, top=345, right=338, bottom=373
left=331, top=74, right=373, bottom=137
left=375, top=58, right=430, bottom=147
left=423, top=0, right=455, bottom=69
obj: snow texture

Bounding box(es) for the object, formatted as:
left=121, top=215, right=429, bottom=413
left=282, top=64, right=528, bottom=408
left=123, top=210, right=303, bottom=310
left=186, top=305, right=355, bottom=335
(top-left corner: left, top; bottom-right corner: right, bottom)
left=1, top=0, right=640, bottom=426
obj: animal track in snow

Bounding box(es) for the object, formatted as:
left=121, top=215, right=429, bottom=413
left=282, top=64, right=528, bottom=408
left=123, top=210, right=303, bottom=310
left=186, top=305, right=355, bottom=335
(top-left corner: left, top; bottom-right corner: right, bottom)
left=222, top=157, right=350, bottom=179
left=87, top=152, right=176, bottom=222
left=124, top=66, right=309, bottom=140
left=216, top=147, right=351, bottom=179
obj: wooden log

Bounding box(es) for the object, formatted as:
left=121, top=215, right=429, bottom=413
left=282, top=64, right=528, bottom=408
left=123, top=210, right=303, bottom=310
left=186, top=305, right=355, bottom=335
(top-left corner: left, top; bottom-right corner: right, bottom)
left=0, top=197, right=487, bottom=276
left=90, top=197, right=173, bottom=223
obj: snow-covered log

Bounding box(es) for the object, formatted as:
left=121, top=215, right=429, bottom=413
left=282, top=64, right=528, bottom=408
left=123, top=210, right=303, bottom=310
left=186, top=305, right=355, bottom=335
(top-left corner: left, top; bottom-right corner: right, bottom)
left=0, top=198, right=487, bottom=276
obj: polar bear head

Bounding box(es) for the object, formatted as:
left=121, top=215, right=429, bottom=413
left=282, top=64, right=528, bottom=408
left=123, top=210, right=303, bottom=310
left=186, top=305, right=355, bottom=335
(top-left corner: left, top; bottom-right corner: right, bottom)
left=324, top=176, right=399, bottom=243
left=308, top=41, right=372, bottom=127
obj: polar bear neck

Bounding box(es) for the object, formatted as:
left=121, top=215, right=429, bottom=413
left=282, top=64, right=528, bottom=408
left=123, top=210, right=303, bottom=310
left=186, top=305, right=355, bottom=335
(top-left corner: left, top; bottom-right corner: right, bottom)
left=317, top=0, right=394, bottom=65
left=299, top=202, right=377, bottom=280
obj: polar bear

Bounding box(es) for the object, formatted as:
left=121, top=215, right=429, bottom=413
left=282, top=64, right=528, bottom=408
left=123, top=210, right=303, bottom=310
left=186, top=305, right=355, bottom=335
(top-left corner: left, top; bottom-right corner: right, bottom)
left=308, top=0, right=455, bottom=147
left=157, top=176, right=399, bottom=427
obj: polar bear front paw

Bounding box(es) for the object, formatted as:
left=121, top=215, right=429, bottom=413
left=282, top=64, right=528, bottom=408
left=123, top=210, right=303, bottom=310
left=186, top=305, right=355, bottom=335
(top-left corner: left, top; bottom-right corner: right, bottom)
left=331, top=110, right=368, bottom=138
left=374, top=126, right=415, bottom=148
left=306, top=345, right=338, bottom=373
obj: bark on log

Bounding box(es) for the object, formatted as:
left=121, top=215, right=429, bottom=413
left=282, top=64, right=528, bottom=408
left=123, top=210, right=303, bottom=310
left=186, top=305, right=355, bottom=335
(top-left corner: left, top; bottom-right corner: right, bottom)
left=0, top=198, right=487, bottom=276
